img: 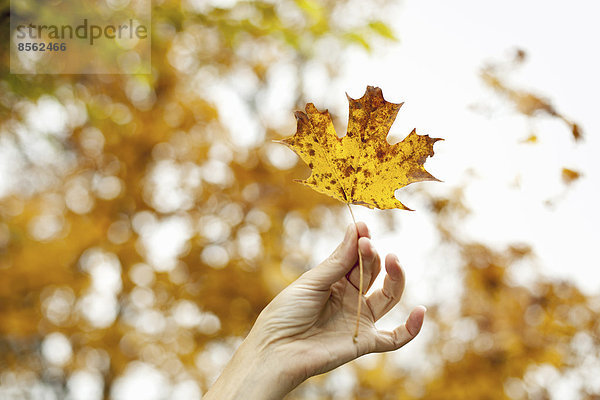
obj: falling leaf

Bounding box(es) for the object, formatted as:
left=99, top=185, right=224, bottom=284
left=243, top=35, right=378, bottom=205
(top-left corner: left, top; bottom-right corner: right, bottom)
left=280, top=86, right=442, bottom=210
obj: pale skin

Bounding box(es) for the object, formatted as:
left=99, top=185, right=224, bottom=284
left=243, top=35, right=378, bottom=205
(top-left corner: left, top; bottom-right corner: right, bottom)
left=204, top=222, right=426, bottom=399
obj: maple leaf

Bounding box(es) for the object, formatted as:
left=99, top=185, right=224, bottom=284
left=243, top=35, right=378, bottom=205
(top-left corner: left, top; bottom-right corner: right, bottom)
left=280, top=86, right=442, bottom=210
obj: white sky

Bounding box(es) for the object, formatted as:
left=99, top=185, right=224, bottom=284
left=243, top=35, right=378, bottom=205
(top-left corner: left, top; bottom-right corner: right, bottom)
left=308, top=0, right=600, bottom=297
left=3, top=1, right=599, bottom=398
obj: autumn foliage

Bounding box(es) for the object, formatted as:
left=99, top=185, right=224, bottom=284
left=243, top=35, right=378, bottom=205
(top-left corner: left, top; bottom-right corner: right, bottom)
left=0, top=1, right=598, bottom=399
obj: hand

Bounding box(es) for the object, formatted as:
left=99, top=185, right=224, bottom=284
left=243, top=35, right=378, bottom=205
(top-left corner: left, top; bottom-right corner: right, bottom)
left=204, top=222, right=426, bottom=400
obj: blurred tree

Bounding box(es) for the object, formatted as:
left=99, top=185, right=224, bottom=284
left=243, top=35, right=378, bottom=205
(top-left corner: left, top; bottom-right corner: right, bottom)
left=0, top=0, right=400, bottom=398
left=480, top=49, right=582, bottom=142
left=1, top=1, right=598, bottom=400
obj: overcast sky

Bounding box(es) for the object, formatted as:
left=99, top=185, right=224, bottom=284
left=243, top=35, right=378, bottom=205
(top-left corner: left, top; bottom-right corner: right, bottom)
left=303, top=0, right=600, bottom=300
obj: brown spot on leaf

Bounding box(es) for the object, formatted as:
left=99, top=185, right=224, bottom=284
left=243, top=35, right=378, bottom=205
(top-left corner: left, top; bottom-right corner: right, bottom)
left=343, top=165, right=354, bottom=177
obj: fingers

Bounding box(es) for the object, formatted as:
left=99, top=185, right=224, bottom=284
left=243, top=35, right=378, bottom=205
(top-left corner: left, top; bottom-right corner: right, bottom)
left=372, top=306, right=426, bottom=353
left=346, top=237, right=381, bottom=294
left=300, top=223, right=368, bottom=290
left=366, top=254, right=406, bottom=321
left=354, top=221, right=370, bottom=239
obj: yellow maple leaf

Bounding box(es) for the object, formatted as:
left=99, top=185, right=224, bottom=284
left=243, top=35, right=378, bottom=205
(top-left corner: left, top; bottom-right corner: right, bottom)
left=280, top=86, right=442, bottom=210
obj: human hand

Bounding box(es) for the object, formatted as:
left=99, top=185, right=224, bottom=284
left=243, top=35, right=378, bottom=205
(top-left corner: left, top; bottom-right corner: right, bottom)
left=204, top=222, right=426, bottom=400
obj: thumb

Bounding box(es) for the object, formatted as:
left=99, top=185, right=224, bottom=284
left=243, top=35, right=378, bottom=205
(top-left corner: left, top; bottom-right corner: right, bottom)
left=300, top=224, right=358, bottom=290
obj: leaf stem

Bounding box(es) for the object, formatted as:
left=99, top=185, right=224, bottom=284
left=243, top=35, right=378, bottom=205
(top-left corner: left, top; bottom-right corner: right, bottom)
left=346, top=203, right=363, bottom=342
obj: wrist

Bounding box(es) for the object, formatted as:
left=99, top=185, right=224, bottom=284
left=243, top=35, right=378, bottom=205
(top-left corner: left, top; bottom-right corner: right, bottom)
left=203, top=333, right=296, bottom=400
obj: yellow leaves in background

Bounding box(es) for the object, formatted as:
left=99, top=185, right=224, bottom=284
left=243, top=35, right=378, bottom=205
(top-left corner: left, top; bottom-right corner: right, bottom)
left=280, top=86, right=442, bottom=210
left=481, top=49, right=583, bottom=142
left=561, top=168, right=581, bottom=185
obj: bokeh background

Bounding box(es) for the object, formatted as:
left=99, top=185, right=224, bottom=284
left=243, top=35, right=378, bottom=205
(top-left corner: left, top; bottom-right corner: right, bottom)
left=1, top=0, right=600, bottom=399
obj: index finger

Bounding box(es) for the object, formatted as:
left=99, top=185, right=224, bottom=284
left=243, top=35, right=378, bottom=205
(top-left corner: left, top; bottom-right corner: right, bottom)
left=366, top=253, right=406, bottom=321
